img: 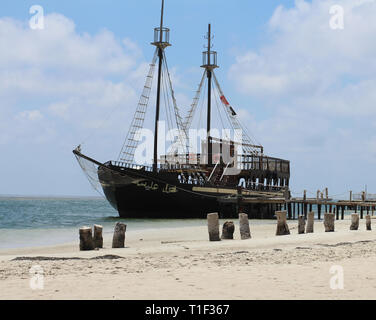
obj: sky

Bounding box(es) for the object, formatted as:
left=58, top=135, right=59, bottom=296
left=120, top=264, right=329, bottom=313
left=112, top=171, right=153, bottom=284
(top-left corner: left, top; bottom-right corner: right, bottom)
left=0, top=0, right=376, bottom=198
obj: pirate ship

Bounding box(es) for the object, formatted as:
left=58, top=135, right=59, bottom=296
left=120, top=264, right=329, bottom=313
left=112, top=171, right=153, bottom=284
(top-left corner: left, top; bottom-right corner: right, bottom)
left=73, top=0, right=290, bottom=218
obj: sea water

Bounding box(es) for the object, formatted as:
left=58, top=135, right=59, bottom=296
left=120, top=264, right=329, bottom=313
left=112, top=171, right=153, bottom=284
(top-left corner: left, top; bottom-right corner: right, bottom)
left=0, top=196, right=351, bottom=249
left=0, top=196, right=222, bottom=249
left=0, top=197, right=270, bottom=249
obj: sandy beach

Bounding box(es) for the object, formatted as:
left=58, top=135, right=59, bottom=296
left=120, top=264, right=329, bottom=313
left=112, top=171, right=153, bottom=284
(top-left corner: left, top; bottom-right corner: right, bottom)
left=1, top=217, right=376, bottom=300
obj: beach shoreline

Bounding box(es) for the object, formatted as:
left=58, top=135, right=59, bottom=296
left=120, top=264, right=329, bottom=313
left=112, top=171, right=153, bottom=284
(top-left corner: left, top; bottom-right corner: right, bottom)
left=1, top=217, right=376, bottom=300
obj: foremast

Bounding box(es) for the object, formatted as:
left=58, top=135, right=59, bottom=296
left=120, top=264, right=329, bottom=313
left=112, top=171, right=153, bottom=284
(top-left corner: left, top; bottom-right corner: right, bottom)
left=201, top=24, right=218, bottom=167
left=152, top=0, right=171, bottom=172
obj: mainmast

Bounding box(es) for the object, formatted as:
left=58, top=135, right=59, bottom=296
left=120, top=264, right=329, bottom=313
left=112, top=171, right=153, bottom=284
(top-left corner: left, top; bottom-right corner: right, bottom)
left=201, top=24, right=218, bottom=166
left=152, top=0, right=171, bottom=172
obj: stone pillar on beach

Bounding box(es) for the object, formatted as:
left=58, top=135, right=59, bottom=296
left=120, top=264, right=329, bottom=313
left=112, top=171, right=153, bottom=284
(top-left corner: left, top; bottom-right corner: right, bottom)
left=112, top=222, right=127, bottom=248
left=79, top=226, right=95, bottom=251
left=306, top=211, right=314, bottom=233
left=275, top=211, right=290, bottom=236
left=366, top=215, right=372, bottom=231
left=239, top=213, right=251, bottom=240
left=221, top=221, right=235, bottom=240
left=93, top=224, right=103, bottom=248
left=298, top=215, right=306, bottom=234
left=350, top=213, right=359, bottom=231
left=207, top=213, right=221, bottom=241
left=324, top=213, right=335, bottom=232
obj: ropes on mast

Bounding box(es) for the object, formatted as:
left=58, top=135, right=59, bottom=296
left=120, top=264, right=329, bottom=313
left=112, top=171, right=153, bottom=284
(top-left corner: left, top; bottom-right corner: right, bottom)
left=212, top=71, right=262, bottom=155
left=181, top=68, right=263, bottom=157
left=118, top=49, right=158, bottom=163
left=183, top=71, right=207, bottom=132
left=162, top=51, right=186, bottom=137
left=162, top=51, right=187, bottom=156
left=117, top=47, right=187, bottom=165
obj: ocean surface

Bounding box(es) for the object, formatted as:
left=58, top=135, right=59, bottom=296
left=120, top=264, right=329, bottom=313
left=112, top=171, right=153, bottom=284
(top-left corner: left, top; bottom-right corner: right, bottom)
left=0, top=197, right=275, bottom=249
left=0, top=196, right=350, bottom=249
left=0, top=196, right=212, bottom=249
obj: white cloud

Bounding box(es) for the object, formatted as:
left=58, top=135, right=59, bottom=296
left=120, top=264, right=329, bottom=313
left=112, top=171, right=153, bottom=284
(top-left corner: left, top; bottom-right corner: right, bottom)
left=229, top=0, right=376, bottom=194
left=0, top=14, right=137, bottom=75
left=0, top=13, right=147, bottom=150
left=16, top=110, right=44, bottom=121
left=230, top=0, right=376, bottom=110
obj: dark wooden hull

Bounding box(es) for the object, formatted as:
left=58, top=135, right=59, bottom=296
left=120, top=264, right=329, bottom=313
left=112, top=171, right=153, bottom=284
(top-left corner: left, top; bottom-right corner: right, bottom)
left=103, top=184, right=220, bottom=218
left=97, top=165, right=232, bottom=218
left=97, top=164, right=286, bottom=219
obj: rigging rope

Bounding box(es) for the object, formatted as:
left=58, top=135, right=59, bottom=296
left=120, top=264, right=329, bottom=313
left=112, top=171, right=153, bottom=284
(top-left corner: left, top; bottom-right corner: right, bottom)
left=212, top=71, right=261, bottom=155
left=162, top=51, right=188, bottom=156
left=162, top=51, right=187, bottom=138
left=117, top=49, right=187, bottom=165
left=118, top=49, right=158, bottom=163
left=183, top=71, right=207, bottom=132
left=213, top=87, right=230, bottom=141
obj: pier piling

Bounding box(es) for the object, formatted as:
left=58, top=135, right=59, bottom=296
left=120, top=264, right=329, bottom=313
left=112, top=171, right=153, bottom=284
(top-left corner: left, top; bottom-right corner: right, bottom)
left=293, top=203, right=296, bottom=220
left=350, top=214, right=359, bottom=231
left=239, top=213, right=251, bottom=240
left=298, top=215, right=305, bottom=234
left=324, top=213, right=335, bottom=232
left=207, top=213, right=221, bottom=241
left=79, top=226, right=95, bottom=251
left=275, top=211, right=290, bottom=236
left=93, top=224, right=103, bottom=248
left=366, top=215, right=372, bottom=231
left=221, top=221, right=235, bottom=240
left=112, top=222, right=126, bottom=248
left=287, top=203, right=292, bottom=220
left=306, top=212, right=314, bottom=233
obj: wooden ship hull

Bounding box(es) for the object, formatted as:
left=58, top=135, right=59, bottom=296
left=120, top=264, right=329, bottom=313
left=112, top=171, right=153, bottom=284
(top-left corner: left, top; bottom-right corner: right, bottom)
left=99, top=166, right=220, bottom=218
left=99, top=165, right=289, bottom=219
left=75, top=150, right=290, bottom=219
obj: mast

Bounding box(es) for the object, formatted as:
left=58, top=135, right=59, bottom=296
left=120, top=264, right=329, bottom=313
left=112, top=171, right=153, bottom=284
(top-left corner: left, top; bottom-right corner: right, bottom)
left=207, top=24, right=212, bottom=167
left=201, top=24, right=218, bottom=166
left=152, top=0, right=170, bottom=172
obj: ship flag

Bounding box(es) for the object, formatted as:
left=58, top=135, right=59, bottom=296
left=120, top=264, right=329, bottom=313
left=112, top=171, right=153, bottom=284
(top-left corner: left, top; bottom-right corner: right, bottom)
left=220, top=95, right=237, bottom=116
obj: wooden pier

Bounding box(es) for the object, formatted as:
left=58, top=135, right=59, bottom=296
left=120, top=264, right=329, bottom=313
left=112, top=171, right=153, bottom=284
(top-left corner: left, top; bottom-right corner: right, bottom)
left=220, top=188, right=376, bottom=219
left=284, top=199, right=376, bottom=220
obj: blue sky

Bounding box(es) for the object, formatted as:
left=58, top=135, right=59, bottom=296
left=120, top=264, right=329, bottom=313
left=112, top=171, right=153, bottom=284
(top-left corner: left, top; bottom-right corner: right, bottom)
left=1, top=0, right=376, bottom=198
left=3, top=0, right=295, bottom=100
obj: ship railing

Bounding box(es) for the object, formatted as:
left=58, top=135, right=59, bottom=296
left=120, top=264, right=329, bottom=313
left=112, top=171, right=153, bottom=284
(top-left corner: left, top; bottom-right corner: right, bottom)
left=108, top=154, right=290, bottom=175
left=161, top=153, right=290, bottom=174
left=235, top=154, right=290, bottom=174
left=108, top=161, right=154, bottom=172
left=175, top=173, right=285, bottom=192
left=353, top=193, right=376, bottom=201
left=177, top=172, right=207, bottom=186
left=108, top=160, right=200, bottom=172
left=244, top=181, right=285, bottom=192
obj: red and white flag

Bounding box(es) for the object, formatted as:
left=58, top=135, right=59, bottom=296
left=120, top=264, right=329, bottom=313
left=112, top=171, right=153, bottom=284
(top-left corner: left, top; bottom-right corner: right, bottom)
left=220, top=95, right=230, bottom=106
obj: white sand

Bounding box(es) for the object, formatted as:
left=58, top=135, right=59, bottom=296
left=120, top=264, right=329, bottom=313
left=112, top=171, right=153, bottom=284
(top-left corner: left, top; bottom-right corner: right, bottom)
left=1, top=217, right=376, bottom=300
